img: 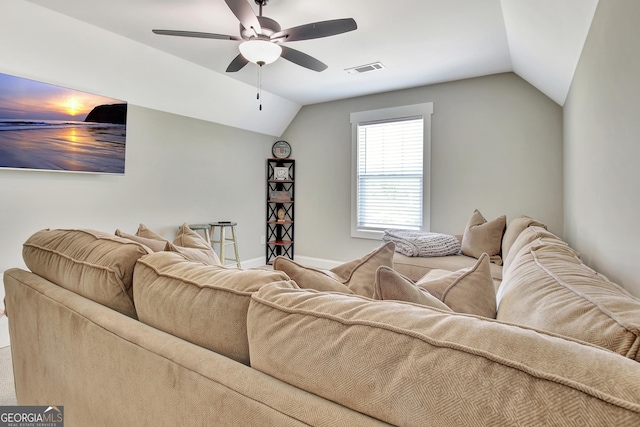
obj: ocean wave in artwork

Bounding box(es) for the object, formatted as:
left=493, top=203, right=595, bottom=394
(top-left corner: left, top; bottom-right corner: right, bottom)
left=0, top=119, right=126, bottom=174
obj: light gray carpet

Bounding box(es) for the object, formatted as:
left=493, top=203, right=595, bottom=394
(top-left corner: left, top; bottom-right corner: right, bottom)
left=0, top=346, right=17, bottom=405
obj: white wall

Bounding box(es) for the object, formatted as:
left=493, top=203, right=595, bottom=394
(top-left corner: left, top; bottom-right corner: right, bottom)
left=564, top=0, right=640, bottom=297
left=0, top=105, right=275, bottom=347
left=282, top=73, right=564, bottom=261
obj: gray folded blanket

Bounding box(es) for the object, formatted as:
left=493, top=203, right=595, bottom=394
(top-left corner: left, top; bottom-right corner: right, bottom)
left=382, top=230, right=461, bottom=257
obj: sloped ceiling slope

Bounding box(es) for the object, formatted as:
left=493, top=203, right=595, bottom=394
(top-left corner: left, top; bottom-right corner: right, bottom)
left=18, top=0, right=598, bottom=134
left=501, top=0, right=599, bottom=105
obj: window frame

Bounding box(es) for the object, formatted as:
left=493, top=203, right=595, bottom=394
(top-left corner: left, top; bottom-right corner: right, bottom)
left=350, top=102, right=433, bottom=240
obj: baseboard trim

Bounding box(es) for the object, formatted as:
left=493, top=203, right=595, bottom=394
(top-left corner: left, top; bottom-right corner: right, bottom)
left=233, top=257, right=265, bottom=269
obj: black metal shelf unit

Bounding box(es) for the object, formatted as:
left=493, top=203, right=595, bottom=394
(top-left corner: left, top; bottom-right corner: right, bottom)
left=266, top=158, right=294, bottom=264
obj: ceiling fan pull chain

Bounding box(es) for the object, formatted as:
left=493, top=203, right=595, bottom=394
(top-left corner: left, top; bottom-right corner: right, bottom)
left=257, top=61, right=264, bottom=111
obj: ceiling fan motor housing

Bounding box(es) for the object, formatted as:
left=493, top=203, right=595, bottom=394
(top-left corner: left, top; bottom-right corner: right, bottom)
left=240, top=16, right=281, bottom=40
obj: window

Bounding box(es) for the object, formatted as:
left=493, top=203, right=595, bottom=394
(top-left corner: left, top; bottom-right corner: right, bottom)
left=350, top=103, right=433, bottom=239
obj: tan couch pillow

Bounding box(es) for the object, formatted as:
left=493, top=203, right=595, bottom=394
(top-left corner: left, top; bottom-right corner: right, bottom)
left=115, top=229, right=166, bottom=252
left=172, top=223, right=221, bottom=266
left=501, top=216, right=547, bottom=261
left=497, top=237, right=640, bottom=362
left=417, top=253, right=496, bottom=318
left=273, top=242, right=395, bottom=297
left=119, top=223, right=221, bottom=266
left=461, top=209, right=506, bottom=265
left=135, top=223, right=168, bottom=241
left=23, top=229, right=150, bottom=318
left=373, top=266, right=452, bottom=311
left=272, top=257, right=353, bottom=293
left=134, top=251, right=294, bottom=365
left=247, top=282, right=640, bottom=425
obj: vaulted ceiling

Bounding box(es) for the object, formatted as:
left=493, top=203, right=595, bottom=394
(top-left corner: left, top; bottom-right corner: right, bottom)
left=25, top=0, right=598, bottom=108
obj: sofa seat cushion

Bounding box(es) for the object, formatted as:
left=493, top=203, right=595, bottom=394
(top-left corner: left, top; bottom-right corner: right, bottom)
left=133, top=251, right=294, bottom=365
left=273, top=242, right=395, bottom=298
left=22, top=229, right=151, bottom=318
left=497, top=229, right=640, bottom=362
left=248, top=282, right=640, bottom=425
left=393, top=252, right=503, bottom=285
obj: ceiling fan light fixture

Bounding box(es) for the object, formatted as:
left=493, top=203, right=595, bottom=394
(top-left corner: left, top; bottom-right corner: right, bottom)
left=239, top=40, right=282, bottom=65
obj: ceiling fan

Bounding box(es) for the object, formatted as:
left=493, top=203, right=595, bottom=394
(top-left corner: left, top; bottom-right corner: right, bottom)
left=153, top=0, right=357, bottom=72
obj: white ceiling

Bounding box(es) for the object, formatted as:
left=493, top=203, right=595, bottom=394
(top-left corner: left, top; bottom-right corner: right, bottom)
left=24, top=0, right=598, bottom=107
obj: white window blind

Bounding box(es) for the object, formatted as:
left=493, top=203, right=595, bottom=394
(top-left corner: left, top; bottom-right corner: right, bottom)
left=357, top=117, right=423, bottom=230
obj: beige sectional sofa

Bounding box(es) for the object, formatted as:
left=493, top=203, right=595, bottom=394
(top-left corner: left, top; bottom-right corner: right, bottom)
left=4, top=220, right=640, bottom=426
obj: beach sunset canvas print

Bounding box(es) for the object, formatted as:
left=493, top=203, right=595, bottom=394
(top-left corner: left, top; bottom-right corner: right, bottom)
left=0, top=72, right=127, bottom=174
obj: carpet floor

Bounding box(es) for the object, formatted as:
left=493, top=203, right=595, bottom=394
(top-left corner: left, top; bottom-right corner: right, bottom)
left=0, top=346, right=17, bottom=405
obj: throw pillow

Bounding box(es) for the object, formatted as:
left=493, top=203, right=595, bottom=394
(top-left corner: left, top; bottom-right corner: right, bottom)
left=172, top=223, right=222, bottom=266
left=135, top=223, right=168, bottom=242
left=115, top=229, right=167, bottom=252
left=118, top=223, right=221, bottom=266
left=272, top=257, right=353, bottom=293
left=417, top=253, right=497, bottom=318
left=164, top=241, right=221, bottom=266
left=373, top=266, right=452, bottom=311
left=461, top=209, right=506, bottom=265
left=273, top=242, right=395, bottom=297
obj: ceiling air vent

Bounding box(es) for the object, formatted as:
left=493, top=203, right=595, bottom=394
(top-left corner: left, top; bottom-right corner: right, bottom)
left=345, top=62, right=386, bottom=75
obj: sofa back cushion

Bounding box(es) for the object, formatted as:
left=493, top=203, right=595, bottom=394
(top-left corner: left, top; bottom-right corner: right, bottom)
left=497, top=229, right=640, bottom=362
left=23, top=229, right=150, bottom=318
left=133, top=252, right=294, bottom=365
left=501, top=216, right=547, bottom=261
left=248, top=282, right=640, bottom=425
left=501, top=225, right=570, bottom=272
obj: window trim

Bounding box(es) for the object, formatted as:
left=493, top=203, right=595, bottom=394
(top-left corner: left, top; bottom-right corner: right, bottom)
left=350, top=102, right=433, bottom=240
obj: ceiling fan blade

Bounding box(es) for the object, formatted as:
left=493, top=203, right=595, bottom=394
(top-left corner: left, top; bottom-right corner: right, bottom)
left=272, top=18, right=357, bottom=42
left=153, top=29, right=239, bottom=40
left=224, top=0, right=261, bottom=34
left=280, top=46, right=327, bottom=72
left=226, top=54, right=250, bottom=72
